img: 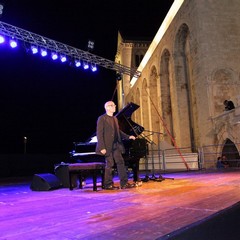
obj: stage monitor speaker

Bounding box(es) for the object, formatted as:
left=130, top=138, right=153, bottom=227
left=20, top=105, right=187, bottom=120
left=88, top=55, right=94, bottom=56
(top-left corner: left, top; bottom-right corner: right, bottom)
left=30, top=173, right=61, bottom=191
left=54, top=164, right=78, bottom=188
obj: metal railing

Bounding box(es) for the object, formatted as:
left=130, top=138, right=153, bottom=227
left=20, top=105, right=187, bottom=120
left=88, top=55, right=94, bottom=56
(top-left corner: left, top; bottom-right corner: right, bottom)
left=139, top=146, right=199, bottom=174
left=199, top=142, right=240, bottom=169
left=138, top=142, right=240, bottom=174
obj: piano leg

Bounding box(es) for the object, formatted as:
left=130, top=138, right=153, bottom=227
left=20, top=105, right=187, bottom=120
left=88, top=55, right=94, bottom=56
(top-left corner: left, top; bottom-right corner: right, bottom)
left=130, top=158, right=141, bottom=182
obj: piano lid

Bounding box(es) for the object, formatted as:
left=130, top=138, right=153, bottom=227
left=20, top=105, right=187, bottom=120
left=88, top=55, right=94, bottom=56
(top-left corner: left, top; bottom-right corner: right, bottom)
left=116, top=102, right=140, bottom=118
left=116, top=102, right=144, bottom=136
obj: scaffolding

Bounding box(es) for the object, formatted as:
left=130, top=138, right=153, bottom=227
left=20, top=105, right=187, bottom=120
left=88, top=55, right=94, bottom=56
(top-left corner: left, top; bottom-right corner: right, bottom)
left=0, top=20, right=141, bottom=78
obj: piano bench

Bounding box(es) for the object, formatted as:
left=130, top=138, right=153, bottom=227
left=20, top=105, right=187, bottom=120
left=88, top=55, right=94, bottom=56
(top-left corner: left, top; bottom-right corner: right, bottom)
left=68, top=162, right=105, bottom=191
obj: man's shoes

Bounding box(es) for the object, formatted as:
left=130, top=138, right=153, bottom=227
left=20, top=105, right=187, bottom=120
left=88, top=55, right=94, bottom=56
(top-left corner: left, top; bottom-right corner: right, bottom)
left=135, top=181, right=143, bottom=187
left=104, top=185, right=120, bottom=190
left=121, top=182, right=136, bottom=189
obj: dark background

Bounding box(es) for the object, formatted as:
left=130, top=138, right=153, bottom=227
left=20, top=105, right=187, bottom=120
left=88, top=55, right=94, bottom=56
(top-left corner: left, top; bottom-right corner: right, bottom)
left=0, top=0, right=173, bottom=154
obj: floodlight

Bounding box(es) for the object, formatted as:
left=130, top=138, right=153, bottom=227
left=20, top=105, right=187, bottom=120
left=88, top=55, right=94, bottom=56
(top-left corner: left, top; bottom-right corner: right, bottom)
left=60, top=55, right=67, bottom=62
left=51, top=52, right=58, bottom=60
left=41, top=48, right=47, bottom=57
left=75, top=60, right=81, bottom=67
left=116, top=72, right=122, bottom=81
left=9, top=39, right=17, bottom=48
left=91, top=63, right=97, bottom=72
left=31, top=46, right=38, bottom=54
left=83, top=61, right=89, bottom=69
left=0, top=4, right=3, bottom=15
left=0, top=35, right=4, bottom=43
left=87, top=40, right=95, bottom=51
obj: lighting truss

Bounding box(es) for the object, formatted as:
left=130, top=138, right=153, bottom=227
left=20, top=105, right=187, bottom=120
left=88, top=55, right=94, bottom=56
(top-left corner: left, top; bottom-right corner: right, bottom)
left=0, top=20, right=141, bottom=78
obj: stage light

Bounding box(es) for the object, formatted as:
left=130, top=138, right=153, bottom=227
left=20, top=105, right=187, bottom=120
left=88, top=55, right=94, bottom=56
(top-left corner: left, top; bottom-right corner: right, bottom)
left=31, top=46, right=38, bottom=54
left=0, top=4, right=3, bottom=15
left=60, top=55, right=67, bottom=63
left=0, top=35, right=5, bottom=43
left=51, top=52, right=58, bottom=60
left=41, top=48, right=47, bottom=57
left=83, top=61, right=89, bottom=69
left=75, top=60, right=81, bottom=67
left=91, top=63, right=97, bottom=72
left=87, top=40, right=95, bottom=51
left=9, top=39, right=17, bottom=48
left=116, top=72, right=122, bottom=81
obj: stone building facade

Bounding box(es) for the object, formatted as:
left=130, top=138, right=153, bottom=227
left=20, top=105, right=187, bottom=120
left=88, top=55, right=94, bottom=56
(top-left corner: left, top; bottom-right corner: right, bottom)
left=115, top=0, right=240, bottom=167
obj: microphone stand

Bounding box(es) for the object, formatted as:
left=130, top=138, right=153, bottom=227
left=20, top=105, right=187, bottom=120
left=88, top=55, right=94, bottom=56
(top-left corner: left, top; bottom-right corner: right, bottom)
left=149, top=137, right=157, bottom=180
left=142, top=129, right=174, bottom=182
left=139, top=132, right=154, bottom=182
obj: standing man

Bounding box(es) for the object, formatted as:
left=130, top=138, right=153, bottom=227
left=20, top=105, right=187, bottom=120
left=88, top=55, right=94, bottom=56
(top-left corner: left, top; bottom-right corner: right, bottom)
left=96, top=101, right=136, bottom=190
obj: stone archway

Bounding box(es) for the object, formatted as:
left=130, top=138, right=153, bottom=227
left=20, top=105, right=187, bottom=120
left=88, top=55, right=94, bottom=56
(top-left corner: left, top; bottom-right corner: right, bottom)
left=222, top=138, right=240, bottom=167
left=173, top=23, right=196, bottom=150
left=149, top=65, right=161, bottom=144
left=160, top=49, right=173, bottom=146
left=133, top=88, right=141, bottom=125
left=142, top=79, right=150, bottom=132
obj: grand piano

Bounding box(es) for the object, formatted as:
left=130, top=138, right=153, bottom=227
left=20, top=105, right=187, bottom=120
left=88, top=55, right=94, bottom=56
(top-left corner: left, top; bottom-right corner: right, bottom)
left=70, top=102, right=148, bottom=182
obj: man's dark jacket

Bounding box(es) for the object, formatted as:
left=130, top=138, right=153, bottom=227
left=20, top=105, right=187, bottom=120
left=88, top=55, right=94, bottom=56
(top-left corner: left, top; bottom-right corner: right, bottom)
left=95, top=114, right=130, bottom=156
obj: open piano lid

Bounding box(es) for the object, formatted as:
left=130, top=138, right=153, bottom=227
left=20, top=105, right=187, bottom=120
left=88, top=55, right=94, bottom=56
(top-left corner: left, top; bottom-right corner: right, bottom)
left=116, top=102, right=144, bottom=136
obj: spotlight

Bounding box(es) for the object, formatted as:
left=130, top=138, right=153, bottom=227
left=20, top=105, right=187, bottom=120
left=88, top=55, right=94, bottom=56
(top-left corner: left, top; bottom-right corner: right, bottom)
left=75, top=60, right=81, bottom=67
left=60, top=55, right=67, bottom=63
left=0, top=35, right=5, bottom=44
left=0, top=4, right=3, bottom=16
left=87, top=40, right=95, bottom=51
left=31, top=46, right=38, bottom=54
left=41, top=48, right=47, bottom=57
left=51, top=52, right=58, bottom=60
left=91, top=63, right=97, bottom=72
left=116, top=72, right=122, bottom=81
left=9, top=39, right=17, bottom=48
left=83, top=61, right=89, bottom=69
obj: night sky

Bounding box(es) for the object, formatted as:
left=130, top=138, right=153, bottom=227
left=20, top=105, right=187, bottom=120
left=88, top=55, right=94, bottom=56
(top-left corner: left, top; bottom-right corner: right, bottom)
left=0, top=0, right=173, bottom=154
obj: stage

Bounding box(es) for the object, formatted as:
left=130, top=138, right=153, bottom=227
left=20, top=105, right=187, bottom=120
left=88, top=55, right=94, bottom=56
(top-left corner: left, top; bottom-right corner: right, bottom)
left=1, top=169, right=240, bottom=239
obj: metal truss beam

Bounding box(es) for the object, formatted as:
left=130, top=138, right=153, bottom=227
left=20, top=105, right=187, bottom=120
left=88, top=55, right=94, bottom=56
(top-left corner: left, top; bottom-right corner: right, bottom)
left=0, top=20, right=141, bottom=78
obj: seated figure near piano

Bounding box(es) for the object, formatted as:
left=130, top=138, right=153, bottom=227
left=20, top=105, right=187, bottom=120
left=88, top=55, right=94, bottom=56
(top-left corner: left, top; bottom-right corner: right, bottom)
left=70, top=101, right=148, bottom=189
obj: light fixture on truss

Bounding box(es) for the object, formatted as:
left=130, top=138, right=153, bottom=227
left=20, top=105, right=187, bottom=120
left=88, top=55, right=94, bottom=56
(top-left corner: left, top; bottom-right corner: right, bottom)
left=0, top=3, right=3, bottom=16
left=31, top=45, right=38, bottom=54
left=51, top=52, right=58, bottom=60
left=9, top=38, right=17, bottom=48
left=60, top=55, right=67, bottom=63
left=91, top=63, right=97, bottom=72
left=0, top=34, right=4, bottom=43
left=40, top=48, right=47, bottom=57
left=83, top=61, right=89, bottom=70
left=75, top=59, right=81, bottom=67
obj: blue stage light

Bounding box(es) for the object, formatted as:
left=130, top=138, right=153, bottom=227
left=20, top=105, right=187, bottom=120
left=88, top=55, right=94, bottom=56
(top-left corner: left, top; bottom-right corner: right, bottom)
left=41, top=49, right=47, bottom=57
left=60, top=55, right=67, bottom=62
left=0, top=35, right=5, bottom=44
left=31, top=46, right=38, bottom=54
left=75, top=60, right=81, bottom=67
left=51, top=52, right=58, bottom=60
left=91, top=63, right=97, bottom=72
left=83, top=62, right=89, bottom=69
left=9, top=39, right=17, bottom=48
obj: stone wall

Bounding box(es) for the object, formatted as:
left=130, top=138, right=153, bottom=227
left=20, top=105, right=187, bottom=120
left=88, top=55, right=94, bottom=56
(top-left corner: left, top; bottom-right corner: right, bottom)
left=116, top=0, right=240, bottom=164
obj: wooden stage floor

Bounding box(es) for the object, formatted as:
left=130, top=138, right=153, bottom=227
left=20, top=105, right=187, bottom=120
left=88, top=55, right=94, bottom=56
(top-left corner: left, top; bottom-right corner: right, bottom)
left=1, top=169, right=240, bottom=240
